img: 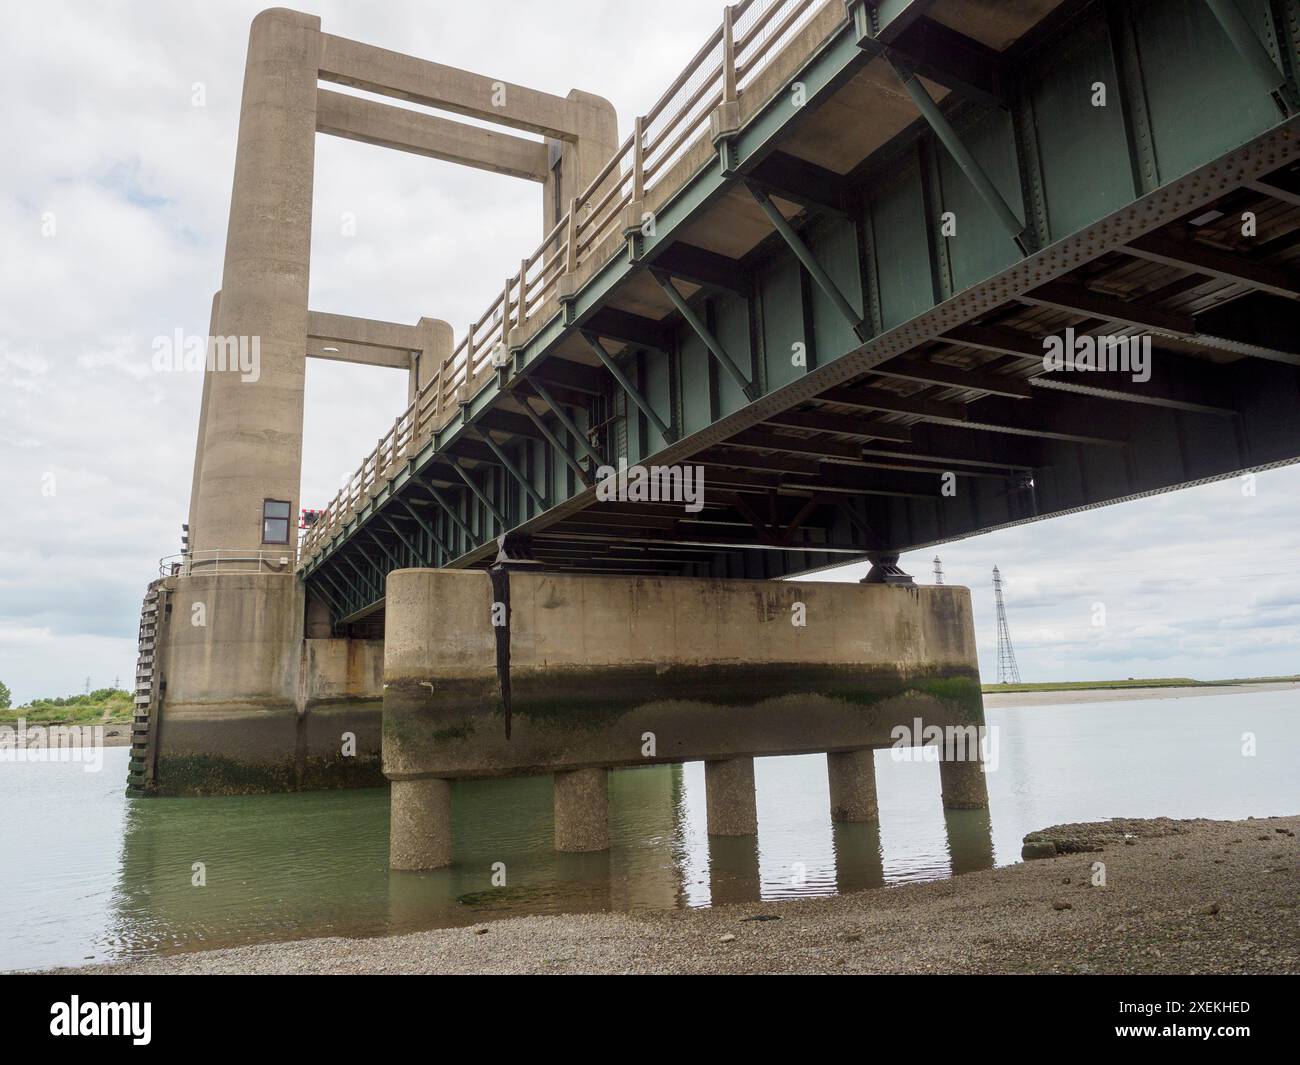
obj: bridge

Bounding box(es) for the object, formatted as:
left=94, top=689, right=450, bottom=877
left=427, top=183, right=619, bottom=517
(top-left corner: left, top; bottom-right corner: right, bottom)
left=137, top=0, right=1300, bottom=869
left=291, top=0, right=1300, bottom=627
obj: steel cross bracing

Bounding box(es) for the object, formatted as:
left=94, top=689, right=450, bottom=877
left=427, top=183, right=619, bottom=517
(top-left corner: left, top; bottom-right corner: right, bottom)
left=300, top=0, right=1300, bottom=631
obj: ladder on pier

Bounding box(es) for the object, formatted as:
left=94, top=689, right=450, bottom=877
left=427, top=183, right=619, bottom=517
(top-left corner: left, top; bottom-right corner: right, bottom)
left=126, top=580, right=168, bottom=797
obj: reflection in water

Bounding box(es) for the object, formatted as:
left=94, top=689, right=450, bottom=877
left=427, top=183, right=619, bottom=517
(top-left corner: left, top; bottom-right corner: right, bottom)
left=831, top=821, right=885, bottom=895
left=945, top=807, right=996, bottom=875
left=2, top=689, right=1297, bottom=971
left=707, top=835, right=762, bottom=906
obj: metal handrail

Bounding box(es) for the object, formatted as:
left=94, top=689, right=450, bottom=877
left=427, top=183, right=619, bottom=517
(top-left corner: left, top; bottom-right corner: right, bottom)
left=298, top=0, right=828, bottom=564
left=161, top=549, right=296, bottom=577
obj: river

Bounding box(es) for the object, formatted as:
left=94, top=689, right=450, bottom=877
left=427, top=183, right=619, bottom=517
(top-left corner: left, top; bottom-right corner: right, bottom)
left=1, top=685, right=1295, bottom=972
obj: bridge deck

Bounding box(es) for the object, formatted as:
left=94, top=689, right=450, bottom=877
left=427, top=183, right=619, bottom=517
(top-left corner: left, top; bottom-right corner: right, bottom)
left=298, top=0, right=1300, bottom=630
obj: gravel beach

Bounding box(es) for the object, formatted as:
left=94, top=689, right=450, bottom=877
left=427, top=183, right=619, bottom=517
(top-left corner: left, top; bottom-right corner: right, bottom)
left=59, top=814, right=1298, bottom=975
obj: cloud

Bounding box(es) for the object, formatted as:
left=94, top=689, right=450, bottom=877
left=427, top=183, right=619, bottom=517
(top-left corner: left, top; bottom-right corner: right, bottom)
left=2, top=0, right=1298, bottom=703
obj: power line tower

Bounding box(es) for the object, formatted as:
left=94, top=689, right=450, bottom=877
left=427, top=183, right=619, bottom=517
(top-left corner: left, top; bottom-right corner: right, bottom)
left=933, top=556, right=944, bottom=585
left=992, top=566, right=1021, bottom=684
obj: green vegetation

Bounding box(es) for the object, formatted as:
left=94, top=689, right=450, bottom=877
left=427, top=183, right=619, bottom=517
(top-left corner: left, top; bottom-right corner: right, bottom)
left=0, top=688, right=134, bottom=725
left=0, top=680, right=10, bottom=710
left=982, top=675, right=1300, bottom=695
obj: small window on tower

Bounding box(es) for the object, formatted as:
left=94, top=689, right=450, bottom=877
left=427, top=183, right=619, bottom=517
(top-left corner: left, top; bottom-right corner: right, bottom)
left=262, top=499, right=291, bottom=544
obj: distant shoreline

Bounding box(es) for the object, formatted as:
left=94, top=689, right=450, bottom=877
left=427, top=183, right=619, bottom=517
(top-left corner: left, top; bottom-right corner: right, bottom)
left=981, top=675, right=1299, bottom=696
left=984, top=680, right=1298, bottom=708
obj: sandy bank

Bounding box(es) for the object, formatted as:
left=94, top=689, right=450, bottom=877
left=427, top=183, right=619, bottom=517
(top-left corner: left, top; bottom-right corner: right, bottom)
left=57, top=814, right=1298, bottom=975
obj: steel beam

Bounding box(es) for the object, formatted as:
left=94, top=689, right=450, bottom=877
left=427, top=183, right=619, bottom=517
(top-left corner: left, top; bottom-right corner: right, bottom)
left=529, top=381, right=607, bottom=468
left=651, top=271, right=758, bottom=400
left=746, top=151, right=852, bottom=216
left=452, top=459, right=507, bottom=527
left=580, top=329, right=676, bottom=443
left=745, top=182, right=869, bottom=340
left=1203, top=0, right=1290, bottom=115
left=1019, top=282, right=1196, bottom=336
left=411, top=473, right=477, bottom=543
left=522, top=403, right=592, bottom=486
left=867, top=357, right=1032, bottom=398
left=582, top=307, right=675, bottom=352
left=764, top=408, right=913, bottom=441
left=379, top=513, right=435, bottom=566
left=649, top=242, right=749, bottom=296
left=481, top=434, right=548, bottom=511
left=340, top=551, right=382, bottom=601
left=887, top=57, right=1029, bottom=254
left=395, top=497, right=455, bottom=559
left=1123, top=233, right=1300, bottom=300
left=363, top=527, right=401, bottom=568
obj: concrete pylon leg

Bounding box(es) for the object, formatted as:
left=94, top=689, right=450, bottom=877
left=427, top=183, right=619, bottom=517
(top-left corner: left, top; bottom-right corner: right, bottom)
left=826, top=749, right=879, bottom=822
left=390, top=778, right=452, bottom=869
left=939, top=756, right=990, bottom=810
left=705, top=757, right=758, bottom=836
left=553, top=768, right=610, bottom=852
left=191, top=8, right=320, bottom=552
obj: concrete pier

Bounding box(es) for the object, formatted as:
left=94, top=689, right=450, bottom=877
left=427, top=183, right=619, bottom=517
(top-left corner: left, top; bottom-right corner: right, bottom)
left=826, top=749, right=879, bottom=823
left=940, top=756, right=990, bottom=810
left=704, top=758, right=758, bottom=837
left=390, top=777, right=452, bottom=870
left=382, top=570, right=987, bottom=869
left=553, top=768, right=610, bottom=852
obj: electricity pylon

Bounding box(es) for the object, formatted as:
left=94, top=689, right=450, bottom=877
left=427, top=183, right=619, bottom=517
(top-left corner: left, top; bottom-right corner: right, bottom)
left=992, top=566, right=1021, bottom=684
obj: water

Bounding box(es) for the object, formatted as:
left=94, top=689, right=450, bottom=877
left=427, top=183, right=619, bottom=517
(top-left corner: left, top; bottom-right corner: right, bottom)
left=1, top=688, right=1296, bottom=972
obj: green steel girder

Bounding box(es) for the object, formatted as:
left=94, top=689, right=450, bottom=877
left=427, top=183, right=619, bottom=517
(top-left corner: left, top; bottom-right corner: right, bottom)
left=1204, top=0, right=1291, bottom=113
left=418, top=477, right=476, bottom=546
left=651, top=270, right=758, bottom=401
left=746, top=181, right=871, bottom=340
left=298, top=0, right=1300, bottom=590
left=886, top=56, right=1030, bottom=255
left=580, top=329, right=677, bottom=444
left=339, top=551, right=382, bottom=603
left=481, top=434, right=548, bottom=512
left=363, top=527, right=401, bottom=569
left=522, top=403, right=590, bottom=487
left=379, top=512, right=433, bottom=566
left=529, top=380, right=607, bottom=469
left=452, top=459, right=507, bottom=528
left=395, top=496, right=454, bottom=561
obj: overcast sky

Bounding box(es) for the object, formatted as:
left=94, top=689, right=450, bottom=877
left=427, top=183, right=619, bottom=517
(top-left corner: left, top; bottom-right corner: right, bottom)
left=2, top=0, right=1297, bottom=704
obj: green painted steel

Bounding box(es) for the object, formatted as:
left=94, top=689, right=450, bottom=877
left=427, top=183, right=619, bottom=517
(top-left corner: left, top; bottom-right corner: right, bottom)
left=302, top=0, right=1300, bottom=620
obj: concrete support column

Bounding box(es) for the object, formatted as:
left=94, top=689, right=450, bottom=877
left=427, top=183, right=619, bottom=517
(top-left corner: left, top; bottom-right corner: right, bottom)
left=542, top=90, right=618, bottom=234
left=705, top=757, right=758, bottom=836
left=186, top=290, right=221, bottom=555
left=390, top=777, right=452, bottom=869
left=553, top=767, right=609, bottom=852
left=409, top=316, right=454, bottom=407
left=939, top=756, right=990, bottom=810
left=826, top=748, right=879, bottom=822
left=192, top=8, right=321, bottom=552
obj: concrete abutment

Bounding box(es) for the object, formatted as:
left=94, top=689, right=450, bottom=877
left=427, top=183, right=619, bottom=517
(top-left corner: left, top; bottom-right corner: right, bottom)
left=381, top=570, right=988, bottom=870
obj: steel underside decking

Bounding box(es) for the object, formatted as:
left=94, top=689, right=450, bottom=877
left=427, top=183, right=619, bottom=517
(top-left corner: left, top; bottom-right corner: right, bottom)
left=300, top=0, right=1300, bottom=630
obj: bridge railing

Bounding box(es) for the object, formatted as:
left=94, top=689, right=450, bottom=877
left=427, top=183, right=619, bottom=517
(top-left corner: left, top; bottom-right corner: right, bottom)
left=299, top=0, right=827, bottom=565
